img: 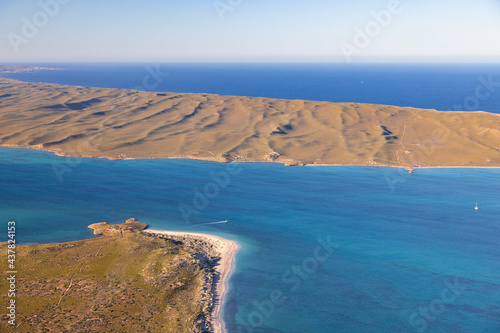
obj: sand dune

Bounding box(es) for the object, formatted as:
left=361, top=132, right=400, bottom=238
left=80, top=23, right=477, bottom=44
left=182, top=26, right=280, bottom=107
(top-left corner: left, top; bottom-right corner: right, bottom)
left=1, top=78, right=499, bottom=168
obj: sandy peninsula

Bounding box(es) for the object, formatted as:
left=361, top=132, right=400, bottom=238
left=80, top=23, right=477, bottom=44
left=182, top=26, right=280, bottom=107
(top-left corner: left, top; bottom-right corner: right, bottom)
left=1, top=220, right=233, bottom=333
left=0, top=78, right=499, bottom=168
left=144, top=229, right=239, bottom=333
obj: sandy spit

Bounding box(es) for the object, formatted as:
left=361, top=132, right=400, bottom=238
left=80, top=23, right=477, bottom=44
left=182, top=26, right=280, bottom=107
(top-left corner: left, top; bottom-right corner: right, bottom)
left=143, top=229, right=239, bottom=333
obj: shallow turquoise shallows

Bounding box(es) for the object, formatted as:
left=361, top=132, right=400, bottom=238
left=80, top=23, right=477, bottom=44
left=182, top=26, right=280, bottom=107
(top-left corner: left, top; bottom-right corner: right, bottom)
left=1, top=148, right=499, bottom=332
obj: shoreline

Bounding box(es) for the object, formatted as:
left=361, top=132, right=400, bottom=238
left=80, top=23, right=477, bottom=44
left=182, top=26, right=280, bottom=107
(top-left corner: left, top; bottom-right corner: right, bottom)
left=143, top=229, right=240, bottom=333
left=2, top=145, right=500, bottom=170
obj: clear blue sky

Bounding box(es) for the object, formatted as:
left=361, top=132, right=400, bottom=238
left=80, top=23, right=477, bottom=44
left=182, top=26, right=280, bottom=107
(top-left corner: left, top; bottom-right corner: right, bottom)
left=0, top=0, right=499, bottom=62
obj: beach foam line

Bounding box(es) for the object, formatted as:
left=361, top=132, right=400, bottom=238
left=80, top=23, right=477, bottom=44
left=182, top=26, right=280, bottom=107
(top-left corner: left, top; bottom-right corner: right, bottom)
left=143, top=229, right=239, bottom=333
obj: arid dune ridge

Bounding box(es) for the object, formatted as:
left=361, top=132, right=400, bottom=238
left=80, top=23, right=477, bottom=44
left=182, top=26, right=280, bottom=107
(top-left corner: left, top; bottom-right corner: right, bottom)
left=1, top=78, right=500, bottom=167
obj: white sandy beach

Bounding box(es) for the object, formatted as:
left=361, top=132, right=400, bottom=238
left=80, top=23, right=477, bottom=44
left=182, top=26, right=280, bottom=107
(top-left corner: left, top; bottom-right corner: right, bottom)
left=144, top=229, right=239, bottom=333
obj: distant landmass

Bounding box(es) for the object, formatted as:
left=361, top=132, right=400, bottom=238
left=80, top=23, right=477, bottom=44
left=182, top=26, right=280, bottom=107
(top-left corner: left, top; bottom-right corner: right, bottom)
left=0, top=66, right=61, bottom=73
left=0, top=78, right=499, bottom=168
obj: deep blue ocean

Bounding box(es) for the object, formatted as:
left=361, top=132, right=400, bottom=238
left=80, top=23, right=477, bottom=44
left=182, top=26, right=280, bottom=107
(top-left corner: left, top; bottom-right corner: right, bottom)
left=1, top=62, right=500, bottom=113
left=1, top=64, right=500, bottom=332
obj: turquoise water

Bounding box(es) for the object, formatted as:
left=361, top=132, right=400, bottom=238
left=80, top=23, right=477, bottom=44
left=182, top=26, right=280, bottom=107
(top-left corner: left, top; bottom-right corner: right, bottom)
left=1, top=147, right=499, bottom=332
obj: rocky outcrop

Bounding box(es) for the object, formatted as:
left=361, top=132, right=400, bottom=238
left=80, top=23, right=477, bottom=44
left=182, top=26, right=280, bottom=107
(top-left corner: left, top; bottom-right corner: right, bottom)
left=88, top=218, right=148, bottom=236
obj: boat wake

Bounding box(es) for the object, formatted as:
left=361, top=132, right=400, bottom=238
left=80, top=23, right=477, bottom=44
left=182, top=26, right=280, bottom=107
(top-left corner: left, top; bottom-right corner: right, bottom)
left=191, top=220, right=230, bottom=227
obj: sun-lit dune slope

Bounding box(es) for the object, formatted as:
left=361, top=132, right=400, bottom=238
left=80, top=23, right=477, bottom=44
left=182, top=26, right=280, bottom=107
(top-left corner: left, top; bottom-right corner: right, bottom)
left=1, top=78, right=499, bottom=167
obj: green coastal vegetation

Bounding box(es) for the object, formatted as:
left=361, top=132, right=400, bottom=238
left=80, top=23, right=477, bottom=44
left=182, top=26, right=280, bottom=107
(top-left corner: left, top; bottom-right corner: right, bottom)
left=1, top=219, right=219, bottom=333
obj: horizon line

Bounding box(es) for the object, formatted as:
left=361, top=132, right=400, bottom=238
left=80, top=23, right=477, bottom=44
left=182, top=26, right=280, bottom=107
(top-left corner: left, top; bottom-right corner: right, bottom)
left=2, top=60, right=500, bottom=65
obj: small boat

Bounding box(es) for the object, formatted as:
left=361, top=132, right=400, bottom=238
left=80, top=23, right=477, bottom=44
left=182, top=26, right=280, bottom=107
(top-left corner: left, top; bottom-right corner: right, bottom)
left=475, top=203, right=479, bottom=211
